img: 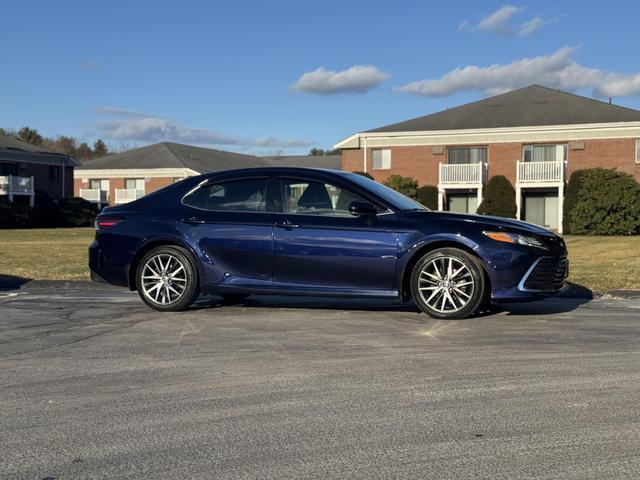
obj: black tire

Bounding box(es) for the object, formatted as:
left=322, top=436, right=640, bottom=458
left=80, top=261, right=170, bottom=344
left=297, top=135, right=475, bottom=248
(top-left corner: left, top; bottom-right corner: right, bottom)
left=135, top=245, right=199, bottom=312
left=410, top=247, right=488, bottom=320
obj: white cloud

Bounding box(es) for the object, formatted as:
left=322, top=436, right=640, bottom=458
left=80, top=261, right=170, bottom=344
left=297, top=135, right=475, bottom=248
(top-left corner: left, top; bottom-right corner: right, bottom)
left=460, top=4, right=557, bottom=37
left=90, top=108, right=313, bottom=149
left=394, top=47, right=640, bottom=98
left=291, top=65, right=390, bottom=95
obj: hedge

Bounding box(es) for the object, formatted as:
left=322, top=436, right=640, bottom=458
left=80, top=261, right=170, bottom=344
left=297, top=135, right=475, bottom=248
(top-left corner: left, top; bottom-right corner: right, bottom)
left=567, top=168, right=640, bottom=235
left=415, top=185, right=438, bottom=209
left=383, top=174, right=419, bottom=199
left=0, top=194, right=99, bottom=229
left=476, top=175, right=517, bottom=218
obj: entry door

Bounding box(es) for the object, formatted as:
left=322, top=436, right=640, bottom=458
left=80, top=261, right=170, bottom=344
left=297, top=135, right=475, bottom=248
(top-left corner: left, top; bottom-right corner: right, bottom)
left=180, top=176, right=274, bottom=287
left=272, top=177, right=398, bottom=292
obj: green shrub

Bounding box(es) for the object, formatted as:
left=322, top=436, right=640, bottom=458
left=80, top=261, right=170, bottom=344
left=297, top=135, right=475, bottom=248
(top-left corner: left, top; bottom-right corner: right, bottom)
left=415, top=185, right=438, bottom=209
left=476, top=175, right=516, bottom=218
left=568, top=168, right=640, bottom=235
left=563, top=170, right=587, bottom=234
left=353, top=171, right=374, bottom=180
left=383, top=175, right=419, bottom=199
left=58, top=197, right=99, bottom=227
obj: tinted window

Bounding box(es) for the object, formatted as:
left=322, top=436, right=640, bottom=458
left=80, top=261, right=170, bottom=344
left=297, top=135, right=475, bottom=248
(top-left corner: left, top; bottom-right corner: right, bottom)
left=281, top=178, right=371, bottom=217
left=184, top=178, right=268, bottom=212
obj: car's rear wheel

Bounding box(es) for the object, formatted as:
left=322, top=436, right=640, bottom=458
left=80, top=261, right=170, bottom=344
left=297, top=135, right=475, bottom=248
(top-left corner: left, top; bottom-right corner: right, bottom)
left=135, top=246, right=199, bottom=312
left=410, top=247, right=487, bottom=319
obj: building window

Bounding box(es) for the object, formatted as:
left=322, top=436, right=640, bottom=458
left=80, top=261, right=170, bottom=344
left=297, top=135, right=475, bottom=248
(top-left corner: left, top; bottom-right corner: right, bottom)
left=636, top=139, right=640, bottom=164
left=448, top=147, right=487, bottom=164
left=0, top=162, right=18, bottom=176
left=49, top=165, right=60, bottom=182
left=372, top=149, right=391, bottom=170
left=523, top=144, right=567, bottom=163
left=125, top=178, right=145, bottom=192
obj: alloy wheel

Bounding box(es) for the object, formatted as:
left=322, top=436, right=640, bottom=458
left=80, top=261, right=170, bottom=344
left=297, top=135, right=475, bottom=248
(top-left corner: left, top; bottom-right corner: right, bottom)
left=417, top=256, right=475, bottom=314
left=141, top=253, right=188, bottom=305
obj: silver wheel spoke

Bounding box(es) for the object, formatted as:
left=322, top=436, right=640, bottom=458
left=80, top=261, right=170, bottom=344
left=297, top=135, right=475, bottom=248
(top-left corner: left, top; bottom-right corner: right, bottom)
left=418, top=256, right=475, bottom=313
left=141, top=253, right=189, bottom=306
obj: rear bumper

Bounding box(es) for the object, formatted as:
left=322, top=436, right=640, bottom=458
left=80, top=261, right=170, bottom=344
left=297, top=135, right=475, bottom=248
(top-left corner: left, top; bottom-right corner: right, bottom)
left=88, top=241, right=129, bottom=287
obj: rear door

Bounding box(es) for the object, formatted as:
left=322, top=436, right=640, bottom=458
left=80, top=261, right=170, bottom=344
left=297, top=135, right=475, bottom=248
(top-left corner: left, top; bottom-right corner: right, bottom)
left=180, top=176, right=274, bottom=287
left=272, top=175, right=398, bottom=292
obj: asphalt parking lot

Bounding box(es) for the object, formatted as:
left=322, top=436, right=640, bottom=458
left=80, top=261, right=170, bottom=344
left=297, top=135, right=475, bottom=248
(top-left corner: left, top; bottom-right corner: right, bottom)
left=1, top=282, right=640, bottom=479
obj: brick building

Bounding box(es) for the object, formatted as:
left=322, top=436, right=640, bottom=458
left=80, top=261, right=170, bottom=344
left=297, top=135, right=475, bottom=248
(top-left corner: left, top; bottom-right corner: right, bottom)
left=74, top=142, right=341, bottom=207
left=336, top=85, right=640, bottom=233
left=1, top=134, right=77, bottom=207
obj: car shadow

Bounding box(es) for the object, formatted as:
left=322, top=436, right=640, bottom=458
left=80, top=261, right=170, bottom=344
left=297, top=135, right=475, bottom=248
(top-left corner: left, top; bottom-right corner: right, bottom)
left=192, top=282, right=594, bottom=317
left=0, top=274, right=32, bottom=291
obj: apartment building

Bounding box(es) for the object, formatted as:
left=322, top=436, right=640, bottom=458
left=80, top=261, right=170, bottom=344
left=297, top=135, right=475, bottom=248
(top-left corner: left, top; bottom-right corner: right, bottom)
left=336, top=85, right=640, bottom=233
left=0, top=134, right=77, bottom=206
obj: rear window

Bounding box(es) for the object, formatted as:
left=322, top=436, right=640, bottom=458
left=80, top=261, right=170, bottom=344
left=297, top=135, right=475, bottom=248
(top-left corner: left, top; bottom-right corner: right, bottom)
left=183, top=178, right=268, bottom=212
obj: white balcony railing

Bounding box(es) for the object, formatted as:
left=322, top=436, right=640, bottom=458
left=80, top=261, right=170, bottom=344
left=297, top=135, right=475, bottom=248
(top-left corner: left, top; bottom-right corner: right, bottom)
left=115, top=188, right=145, bottom=204
left=79, top=188, right=109, bottom=203
left=517, top=161, right=564, bottom=183
left=439, top=163, right=483, bottom=185
left=0, top=175, right=34, bottom=195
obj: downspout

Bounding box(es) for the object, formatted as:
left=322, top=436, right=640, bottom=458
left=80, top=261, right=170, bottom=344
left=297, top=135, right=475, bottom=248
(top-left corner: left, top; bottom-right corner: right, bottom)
left=61, top=157, right=66, bottom=198
left=363, top=136, right=367, bottom=173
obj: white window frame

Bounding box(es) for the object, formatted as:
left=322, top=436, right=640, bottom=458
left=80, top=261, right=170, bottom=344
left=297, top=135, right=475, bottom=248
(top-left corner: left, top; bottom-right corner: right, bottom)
left=372, top=149, right=391, bottom=170
left=523, top=144, right=567, bottom=163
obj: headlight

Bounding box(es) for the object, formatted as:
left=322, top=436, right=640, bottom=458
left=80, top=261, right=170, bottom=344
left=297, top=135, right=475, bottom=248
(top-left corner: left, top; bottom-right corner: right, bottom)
left=483, top=231, right=548, bottom=250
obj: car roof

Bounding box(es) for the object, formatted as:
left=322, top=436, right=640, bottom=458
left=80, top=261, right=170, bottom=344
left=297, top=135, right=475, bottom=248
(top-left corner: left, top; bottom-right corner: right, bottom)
left=202, top=166, right=348, bottom=178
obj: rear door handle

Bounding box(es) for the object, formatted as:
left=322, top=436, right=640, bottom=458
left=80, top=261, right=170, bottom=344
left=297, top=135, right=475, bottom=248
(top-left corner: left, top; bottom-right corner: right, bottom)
left=275, top=220, right=299, bottom=229
left=183, top=216, right=206, bottom=225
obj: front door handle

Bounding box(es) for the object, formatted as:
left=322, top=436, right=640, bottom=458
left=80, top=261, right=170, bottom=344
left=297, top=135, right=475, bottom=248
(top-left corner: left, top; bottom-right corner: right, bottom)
left=275, top=220, right=299, bottom=229
left=183, top=216, right=206, bottom=225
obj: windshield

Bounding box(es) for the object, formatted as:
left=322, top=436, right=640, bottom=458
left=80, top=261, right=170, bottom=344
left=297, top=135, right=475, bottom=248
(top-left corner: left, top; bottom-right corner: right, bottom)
left=343, top=172, right=429, bottom=211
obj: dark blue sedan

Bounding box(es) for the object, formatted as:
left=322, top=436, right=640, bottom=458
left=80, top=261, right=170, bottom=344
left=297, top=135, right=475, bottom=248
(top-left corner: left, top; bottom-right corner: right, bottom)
left=90, top=168, right=568, bottom=319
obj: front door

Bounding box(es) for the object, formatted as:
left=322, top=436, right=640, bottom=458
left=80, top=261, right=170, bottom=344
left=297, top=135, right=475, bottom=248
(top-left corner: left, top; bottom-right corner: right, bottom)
left=523, top=191, right=558, bottom=230
left=272, top=176, right=398, bottom=292
left=180, top=176, right=274, bottom=287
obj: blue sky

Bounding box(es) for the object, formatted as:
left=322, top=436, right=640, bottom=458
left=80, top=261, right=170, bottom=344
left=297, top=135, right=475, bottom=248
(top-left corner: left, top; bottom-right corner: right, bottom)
left=2, top=0, right=639, bottom=155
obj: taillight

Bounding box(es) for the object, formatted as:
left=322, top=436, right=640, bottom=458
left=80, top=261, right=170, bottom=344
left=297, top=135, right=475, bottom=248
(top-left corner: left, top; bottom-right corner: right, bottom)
left=95, top=217, right=123, bottom=230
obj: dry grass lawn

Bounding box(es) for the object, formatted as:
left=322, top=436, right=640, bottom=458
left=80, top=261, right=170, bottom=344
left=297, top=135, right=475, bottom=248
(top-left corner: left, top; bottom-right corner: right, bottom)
left=0, top=228, right=639, bottom=293
left=0, top=228, right=94, bottom=281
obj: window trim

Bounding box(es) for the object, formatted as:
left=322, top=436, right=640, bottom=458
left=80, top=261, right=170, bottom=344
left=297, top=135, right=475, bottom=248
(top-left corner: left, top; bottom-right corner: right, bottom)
left=181, top=175, right=272, bottom=214
left=371, top=148, right=391, bottom=170
left=636, top=139, right=640, bottom=164
left=523, top=143, right=568, bottom=163
left=446, top=146, right=488, bottom=165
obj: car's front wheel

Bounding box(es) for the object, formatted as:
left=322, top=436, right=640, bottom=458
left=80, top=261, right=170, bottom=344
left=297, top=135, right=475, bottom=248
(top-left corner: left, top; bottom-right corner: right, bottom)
left=410, top=247, right=488, bottom=319
left=135, top=246, right=199, bottom=311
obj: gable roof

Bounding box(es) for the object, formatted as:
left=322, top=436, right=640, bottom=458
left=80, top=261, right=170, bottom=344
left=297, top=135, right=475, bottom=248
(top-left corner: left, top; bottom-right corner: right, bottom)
left=0, top=133, right=79, bottom=166
left=367, top=85, right=640, bottom=133
left=262, top=154, right=342, bottom=170
left=78, top=142, right=270, bottom=172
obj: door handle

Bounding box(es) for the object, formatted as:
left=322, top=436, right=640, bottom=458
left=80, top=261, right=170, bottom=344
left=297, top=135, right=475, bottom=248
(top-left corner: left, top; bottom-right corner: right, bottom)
left=275, top=220, right=299, bottom=229
left=183, top=217, right=206, bottom=225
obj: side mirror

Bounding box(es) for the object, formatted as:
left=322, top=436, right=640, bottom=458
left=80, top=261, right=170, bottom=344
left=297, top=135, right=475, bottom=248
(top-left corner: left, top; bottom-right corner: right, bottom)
left=348, top=201, right=378, bottom=217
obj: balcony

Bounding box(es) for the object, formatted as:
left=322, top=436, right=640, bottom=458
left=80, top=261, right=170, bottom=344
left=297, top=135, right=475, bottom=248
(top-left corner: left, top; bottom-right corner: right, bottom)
left=79, top=188, right=109, bottom=204
left=439, top=162, right=484, bottom=186
left=0, top=175, right=34, bottom=195
left=115, top=188, right=145, bottom=204
left=517, top=161, right=564, bottom=184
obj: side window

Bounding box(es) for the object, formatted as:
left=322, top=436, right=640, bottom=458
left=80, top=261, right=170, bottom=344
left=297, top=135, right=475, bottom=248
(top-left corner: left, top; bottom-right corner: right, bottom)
left=281, top=178, right=371, bottom=217
left=184, top=178, right=267, bottom=212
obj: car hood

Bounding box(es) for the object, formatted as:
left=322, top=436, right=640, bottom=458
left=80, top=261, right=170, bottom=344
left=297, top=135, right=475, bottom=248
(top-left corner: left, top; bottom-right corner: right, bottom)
left=409, top=210, right=556, bottom=236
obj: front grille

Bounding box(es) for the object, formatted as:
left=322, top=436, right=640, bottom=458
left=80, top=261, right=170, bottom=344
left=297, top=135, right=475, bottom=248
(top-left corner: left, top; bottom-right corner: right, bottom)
left=523, top=255, right=568, bottom=291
